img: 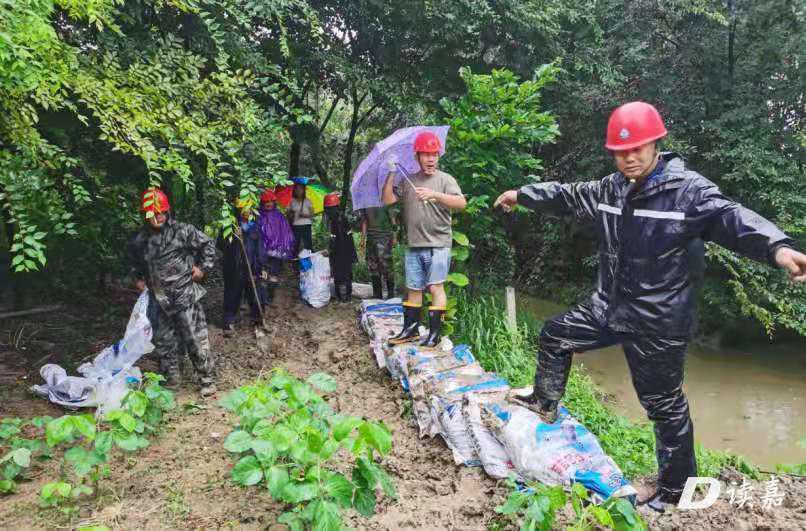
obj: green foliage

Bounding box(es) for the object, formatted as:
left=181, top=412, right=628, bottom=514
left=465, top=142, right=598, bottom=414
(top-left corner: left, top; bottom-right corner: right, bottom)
left=220, top=369, right=395, bottom=529
left=1, top=372, right=174, bottom=513
left=440, top=66, right=560, bottom=288
left=495, top=478, right=646, bottom=531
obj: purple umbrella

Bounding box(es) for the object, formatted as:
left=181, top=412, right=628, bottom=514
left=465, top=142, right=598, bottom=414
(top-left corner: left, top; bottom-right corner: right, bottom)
left=350, top=125, right=450, bottom=211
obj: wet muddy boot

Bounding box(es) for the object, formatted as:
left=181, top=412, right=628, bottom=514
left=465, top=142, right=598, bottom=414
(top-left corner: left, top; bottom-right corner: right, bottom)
left=512, top=392, right=559, bottom=423
left=385, top=278, right=395, bottom=299
left=420, top=307, right=444, bottom=348
left=638, top=490, right=678, bottom=513
left=199, top=380, right=217, bottom=398
left=371, top=276, right=383, bottom=299
left=388, top=304, right=421, bottom=345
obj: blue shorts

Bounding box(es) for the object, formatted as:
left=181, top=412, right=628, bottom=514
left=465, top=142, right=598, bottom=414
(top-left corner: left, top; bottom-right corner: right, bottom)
left=405, top=247, right=451, bottom=290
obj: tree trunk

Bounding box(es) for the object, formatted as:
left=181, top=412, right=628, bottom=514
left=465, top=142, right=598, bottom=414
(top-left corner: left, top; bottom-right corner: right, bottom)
left=289, top=141, right=301, bottom=177
left=340, top=89, right=364, bottom=213
left=727, top=0, right=737, bottom=99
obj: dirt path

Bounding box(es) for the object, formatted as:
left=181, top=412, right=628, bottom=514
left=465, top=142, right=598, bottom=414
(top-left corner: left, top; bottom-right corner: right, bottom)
left=1, top=285, right=804, bottom=530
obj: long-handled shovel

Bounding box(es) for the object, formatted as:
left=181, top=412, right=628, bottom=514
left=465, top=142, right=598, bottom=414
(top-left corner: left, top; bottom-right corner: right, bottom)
left=234, top=229, right=271, bottom=354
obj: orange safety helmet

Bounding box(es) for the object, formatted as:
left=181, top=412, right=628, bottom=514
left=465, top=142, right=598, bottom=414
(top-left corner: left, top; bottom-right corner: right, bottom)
left=323, top=193, right=341, bottom=208
left=141, top=188, right=170, bottom=214
left=413, top=131, right=441, bottom=153
left=260, top=189, right=277, bottom=203
left=605, top=101, right=668, bottom=151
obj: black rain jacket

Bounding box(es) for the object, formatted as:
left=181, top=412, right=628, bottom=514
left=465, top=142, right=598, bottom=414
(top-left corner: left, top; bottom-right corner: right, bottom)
left=518, top=153, right=793, bottom=338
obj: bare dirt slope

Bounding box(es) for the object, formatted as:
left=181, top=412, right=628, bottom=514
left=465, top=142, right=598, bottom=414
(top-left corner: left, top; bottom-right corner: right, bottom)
left=1, top=284, right=804, bottom=530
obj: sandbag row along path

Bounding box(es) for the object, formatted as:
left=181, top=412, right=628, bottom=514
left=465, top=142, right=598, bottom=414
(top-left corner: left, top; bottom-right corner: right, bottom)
left=1, top=284, right=805, bottom=530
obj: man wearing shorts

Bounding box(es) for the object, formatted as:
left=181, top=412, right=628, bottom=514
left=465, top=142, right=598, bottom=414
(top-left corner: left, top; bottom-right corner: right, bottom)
left=382, top=131, right=467, bottom=347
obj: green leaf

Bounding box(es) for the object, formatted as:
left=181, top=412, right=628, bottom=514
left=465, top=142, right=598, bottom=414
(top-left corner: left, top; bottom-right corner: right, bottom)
left=306, top=372, right=337, bottom=393
left=64, top=447, right=102, bottom=477
left=1, top=448, right=31, bottom=468
left=323, top=473, right=354, bottom=508
left=266, top=465, right=290, bottom=499
left=496, top=491, right=528, bottom=515
left=374, top=466, right=397, bottom=499
left=46, top=416, right=75, bottom=446
left=446, top=272, right=469, bottom=287
left=0, top=479, right=15, bottom=493
left=224, top=430, right=254, bottom=453
left=124, top=391, right=149, bottom=417
left=71, top=415, right=96, bottom=440
left=282, top=480, right=319, bottom=504
left=332, top=416, right=362, bottom=442
left=451, top=246, right=470, bottom=261
left=358, top=422, right=392, bottom=455
left=250, top=439, right=275, bottom=463
left=452, top=231, right=470, bottom=246
left=278, top=511, right=305, bottom=531
left=107, top=411, right=137, bottom=433
left=232, top=455, right=263, bottom=486
left=352, top=485, right=376, bottom=517
left=288, top=381, right=315, bottom=405
left=94, top=432, right=113, bottom=454
left=114, top=433, right=149, bottom=452
left=311, top=499, right=343, bottom=531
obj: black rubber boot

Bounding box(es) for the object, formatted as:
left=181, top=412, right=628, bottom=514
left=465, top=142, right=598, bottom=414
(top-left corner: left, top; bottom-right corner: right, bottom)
left=388, top=305, right=421, bottom=345
left=512, top=392, right=560, bottom=423
left=420, top=308, right=444, bottom=348
left=638, top=489, right=679, bottom=513
left=371, top=276, right=383, bottom=299
left=385, top=277, right=395, bottom=299
left=344, top=282, right=352, bottom=302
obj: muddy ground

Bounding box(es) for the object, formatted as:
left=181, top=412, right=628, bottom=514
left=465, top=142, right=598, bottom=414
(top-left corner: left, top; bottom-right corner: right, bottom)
left=1, top=283, right=804, bottom=530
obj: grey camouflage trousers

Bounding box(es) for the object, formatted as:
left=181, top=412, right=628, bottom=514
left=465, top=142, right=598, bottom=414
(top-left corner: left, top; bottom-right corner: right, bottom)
left=149, top=301, right=215, bottom=385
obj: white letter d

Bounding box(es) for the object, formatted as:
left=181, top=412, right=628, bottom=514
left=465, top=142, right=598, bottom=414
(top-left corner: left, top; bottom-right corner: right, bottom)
left=677, top=477, right=721, bottom=510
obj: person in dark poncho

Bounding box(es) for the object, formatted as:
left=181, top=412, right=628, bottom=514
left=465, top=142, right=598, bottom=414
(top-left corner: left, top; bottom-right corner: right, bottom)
left=257, top=189, right=295, bottom=304
left=323, top=193, right=357, bottom=302
left=217, top=197, right=267, bottom=337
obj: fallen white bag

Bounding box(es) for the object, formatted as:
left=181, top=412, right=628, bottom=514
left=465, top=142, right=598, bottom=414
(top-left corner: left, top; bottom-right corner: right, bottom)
left=32, top=290, right=152, bottom=415
left=299, top=251, right=332, bottom=308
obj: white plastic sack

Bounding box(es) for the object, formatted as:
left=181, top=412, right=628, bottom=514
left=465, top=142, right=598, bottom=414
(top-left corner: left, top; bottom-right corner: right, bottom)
left=31, top=290, right=152, bottom=415
left=480, top=399, right=637, bottom=500
left=78, top=289, right=153, bottom=381
left=300, top=251, right=332, bottom=308
left=464, top=396, right=518, bottom=480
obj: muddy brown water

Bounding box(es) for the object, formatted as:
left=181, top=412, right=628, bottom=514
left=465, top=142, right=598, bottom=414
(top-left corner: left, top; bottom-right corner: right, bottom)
left=520, top=296, right=806, bottom=467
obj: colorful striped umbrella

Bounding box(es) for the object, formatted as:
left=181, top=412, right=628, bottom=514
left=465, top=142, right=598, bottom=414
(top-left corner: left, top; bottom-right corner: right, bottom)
left=274, top=177, right=334, bottom=214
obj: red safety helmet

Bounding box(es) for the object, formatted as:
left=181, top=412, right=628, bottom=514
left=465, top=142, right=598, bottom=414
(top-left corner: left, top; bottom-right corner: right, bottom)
left=323, top=193, right=340, bottom=207
left=413, top=131, right=441, bottom=153
left=605, top=101, right=668, bottom=151
left=141, top=188, right=170, bottom=214
left=260, top=189, right=277, bottom=203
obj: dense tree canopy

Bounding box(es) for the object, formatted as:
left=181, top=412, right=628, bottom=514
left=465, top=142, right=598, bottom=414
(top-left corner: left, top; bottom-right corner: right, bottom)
left=1, top=0, right=803, bottom=337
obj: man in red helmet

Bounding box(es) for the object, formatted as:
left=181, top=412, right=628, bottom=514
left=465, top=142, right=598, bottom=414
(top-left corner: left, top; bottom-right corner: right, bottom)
left=382, top=131, right=467, bottom=347
left=494, top=101, right=806, bottom=511
left=128, top=188, right=217, bottom=397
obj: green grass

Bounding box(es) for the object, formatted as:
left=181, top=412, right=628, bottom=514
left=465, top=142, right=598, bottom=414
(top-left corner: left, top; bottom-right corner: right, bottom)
left=453, top=290, right=765, bottom=480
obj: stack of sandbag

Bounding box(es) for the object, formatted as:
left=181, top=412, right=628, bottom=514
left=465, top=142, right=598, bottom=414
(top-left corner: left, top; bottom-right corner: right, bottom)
left=358, top=303, right=636, bottom=502
left=475, top=397, right=636, bottom=501
left=359, top=299, right=403, bottom=368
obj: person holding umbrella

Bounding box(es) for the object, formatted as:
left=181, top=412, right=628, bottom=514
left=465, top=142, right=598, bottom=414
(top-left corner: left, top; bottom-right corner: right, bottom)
left=382, top=131, right=467, bottom=347
left=493, top=101, right=806, bottom=511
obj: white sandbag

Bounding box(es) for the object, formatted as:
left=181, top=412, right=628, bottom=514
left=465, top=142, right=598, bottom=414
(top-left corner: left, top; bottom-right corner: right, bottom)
left=299, top=251, right=332, bottom=308
left=480, top=399, right=637, bottom=500
left=435, top=400, right=480, bottom=467
left=464, top=396, right=519, bottom=480
left=31, top=291, right=150, bottom=415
